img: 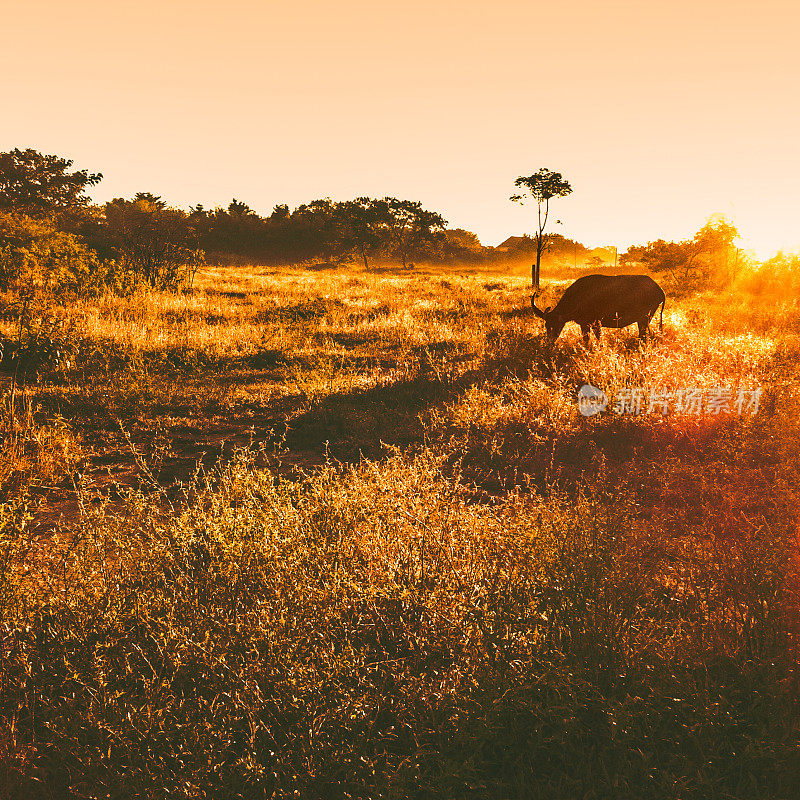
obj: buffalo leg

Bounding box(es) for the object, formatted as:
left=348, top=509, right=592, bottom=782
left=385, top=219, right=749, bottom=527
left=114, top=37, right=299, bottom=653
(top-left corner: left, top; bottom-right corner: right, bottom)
left=592, top=322, right=602, bottom=341
left=639, top=308, right=659, bottom=342
left=581, top=324, right=591, bottom=347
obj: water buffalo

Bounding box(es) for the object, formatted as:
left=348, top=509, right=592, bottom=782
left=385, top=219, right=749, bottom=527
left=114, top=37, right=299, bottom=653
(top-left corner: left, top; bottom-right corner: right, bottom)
left=531, top=274, right=665, bottom=345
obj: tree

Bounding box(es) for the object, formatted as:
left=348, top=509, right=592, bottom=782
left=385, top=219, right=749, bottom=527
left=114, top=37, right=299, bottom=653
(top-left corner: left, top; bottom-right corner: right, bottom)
left=103, top=196, right=201, bottom=289
left=338, top=198, right=386, bottom=268
left=293, top=199, right=352, bottom=265
left=621, top=216, right=740, bottom=292
left=382, top=198, right=446, bottom=269
left=134, top=192, right=166, bottom=209
left=227, top=198, right=255, bottom=217
left=0, top=148, right=102, bottom=215
left=510, top=168, right=572, bottom=290
left=0, top=211, right=103, bottom=294
left=438, top=228, right=486, bottom=264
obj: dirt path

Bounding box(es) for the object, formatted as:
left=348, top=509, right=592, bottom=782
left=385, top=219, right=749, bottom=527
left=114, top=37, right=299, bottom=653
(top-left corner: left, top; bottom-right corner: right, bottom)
left=28, top=399, right=327, bottom=536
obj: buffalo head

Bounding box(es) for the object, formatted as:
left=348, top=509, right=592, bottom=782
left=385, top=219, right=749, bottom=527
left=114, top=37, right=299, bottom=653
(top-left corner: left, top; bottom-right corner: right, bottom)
left=531, top=296, right=565, bottom=341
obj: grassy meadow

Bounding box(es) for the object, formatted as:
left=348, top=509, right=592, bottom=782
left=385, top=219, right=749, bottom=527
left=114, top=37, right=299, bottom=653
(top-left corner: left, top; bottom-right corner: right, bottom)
left=1, top=262, right=799, bottom=798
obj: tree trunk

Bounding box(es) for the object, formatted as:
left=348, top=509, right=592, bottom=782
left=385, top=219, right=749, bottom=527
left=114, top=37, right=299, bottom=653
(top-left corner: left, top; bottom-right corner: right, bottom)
left=533, top=233, right=543, bottom=290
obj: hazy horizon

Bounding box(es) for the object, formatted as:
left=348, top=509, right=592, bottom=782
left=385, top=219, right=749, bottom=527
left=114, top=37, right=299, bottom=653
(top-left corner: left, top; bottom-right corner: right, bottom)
left=3, top=0, right=799, bottom=258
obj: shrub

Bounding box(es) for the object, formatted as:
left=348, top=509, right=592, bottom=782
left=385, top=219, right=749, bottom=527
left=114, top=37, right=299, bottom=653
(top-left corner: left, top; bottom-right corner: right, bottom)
left=102, top=198, right=204, bottom=290
left=0, top=392, right=80, bottom=501
left=735, top=252, right=800, bottom=296
left=2, top=312, right=85, bottom=383
left=0, top=212, right=106, bottom=294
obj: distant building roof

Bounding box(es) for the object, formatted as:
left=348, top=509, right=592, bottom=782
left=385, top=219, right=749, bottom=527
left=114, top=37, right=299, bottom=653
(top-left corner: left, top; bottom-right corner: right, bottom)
left=496, top=236, right=530, bottom=251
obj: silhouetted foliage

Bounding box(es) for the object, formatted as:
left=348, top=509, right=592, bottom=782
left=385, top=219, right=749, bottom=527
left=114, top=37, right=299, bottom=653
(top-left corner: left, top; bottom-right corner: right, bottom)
left=133, top=191, right=167, bottom=209
left=192, top=196, right=447, bottom=268
left=382, top=197, right=447, bottom=268
left=496, top=233, right=591, bottom=269
left=511, top=168, right=572, bottom=289
left=338, top=197, right=387, bottom=268
left=3, top=146, right=754, bottom=297
left=0, top=148, right=102, bottom=215
left=103, top=197, right=202, bottom=289
left=438, top=228, right=489, bottom=264
left=622, top=216, right=741, bottom=292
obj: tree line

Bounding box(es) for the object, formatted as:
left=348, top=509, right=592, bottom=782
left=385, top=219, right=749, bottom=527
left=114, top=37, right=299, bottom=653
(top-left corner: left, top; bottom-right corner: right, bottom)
left=189, top=197, right=446, bottom=270
left=0, top=148, right=475, bottom=292
left=0, top=148, right=749, bottom=295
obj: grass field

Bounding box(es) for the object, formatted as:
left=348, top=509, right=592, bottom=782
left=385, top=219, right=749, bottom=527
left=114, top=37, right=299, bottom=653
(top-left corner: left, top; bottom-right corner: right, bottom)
left=1, top=263, right=799, bottom=798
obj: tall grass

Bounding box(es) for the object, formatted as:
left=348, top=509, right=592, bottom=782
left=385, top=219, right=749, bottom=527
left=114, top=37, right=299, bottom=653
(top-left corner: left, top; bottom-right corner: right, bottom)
left=1, top=446, right=797, bottom=798
left=0, top=263, right=798, bottom=797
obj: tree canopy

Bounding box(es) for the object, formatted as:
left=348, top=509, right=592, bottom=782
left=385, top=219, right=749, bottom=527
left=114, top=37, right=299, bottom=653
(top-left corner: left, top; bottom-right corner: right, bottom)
left=1, top=147, right=751, bottom=299
left=101, top=196, right=201, bottom=289
left=511, top=168, right=572, bottom=289
left=621, top=216, right=740, bottom=291
left=0, top=148, right=102, bottom=215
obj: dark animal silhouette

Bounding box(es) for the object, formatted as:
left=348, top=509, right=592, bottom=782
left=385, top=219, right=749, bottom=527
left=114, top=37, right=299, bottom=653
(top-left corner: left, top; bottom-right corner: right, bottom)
left=531, top=274, right=665, bottom=345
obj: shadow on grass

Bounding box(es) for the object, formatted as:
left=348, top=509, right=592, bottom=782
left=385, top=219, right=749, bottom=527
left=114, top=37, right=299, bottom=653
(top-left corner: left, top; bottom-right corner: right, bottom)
left=258, top=298, right=346, bottom=322
left=279, top=333, right=676, bottom=481
left=284, top=372, right=474, bottom=461
left=33, top=323, right=691, bottom=507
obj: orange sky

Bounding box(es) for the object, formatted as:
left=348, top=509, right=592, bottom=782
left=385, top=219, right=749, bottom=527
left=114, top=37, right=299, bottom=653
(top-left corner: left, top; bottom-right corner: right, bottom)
left=2, top=0, right=799, bottom=257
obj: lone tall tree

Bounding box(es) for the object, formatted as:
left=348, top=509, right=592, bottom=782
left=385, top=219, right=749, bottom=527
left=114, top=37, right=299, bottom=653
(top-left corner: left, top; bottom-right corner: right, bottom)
left=511, top=168, right=572, bottom=290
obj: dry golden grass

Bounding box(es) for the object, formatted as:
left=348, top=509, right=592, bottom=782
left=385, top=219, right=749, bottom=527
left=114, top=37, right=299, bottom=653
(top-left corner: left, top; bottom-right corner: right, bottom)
left=0, top=262, right=798, bottom=798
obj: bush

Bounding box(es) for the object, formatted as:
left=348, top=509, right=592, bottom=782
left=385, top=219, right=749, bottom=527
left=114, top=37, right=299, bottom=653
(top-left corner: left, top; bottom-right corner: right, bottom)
left=1, top=312, right=86, bottom=383
left=0, top=392, right=80, bottom=501
left=735, top=252, right=800, bottom=296
left=102, top=198, right=203, bottom=290
left=0, top=212, right=107, bottom=294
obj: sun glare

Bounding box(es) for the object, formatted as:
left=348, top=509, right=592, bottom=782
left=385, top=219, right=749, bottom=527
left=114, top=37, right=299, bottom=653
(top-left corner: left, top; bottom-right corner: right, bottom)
left=729, top=210, right=800, bottom=262
left=741, top=237, right=800, bottom=262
